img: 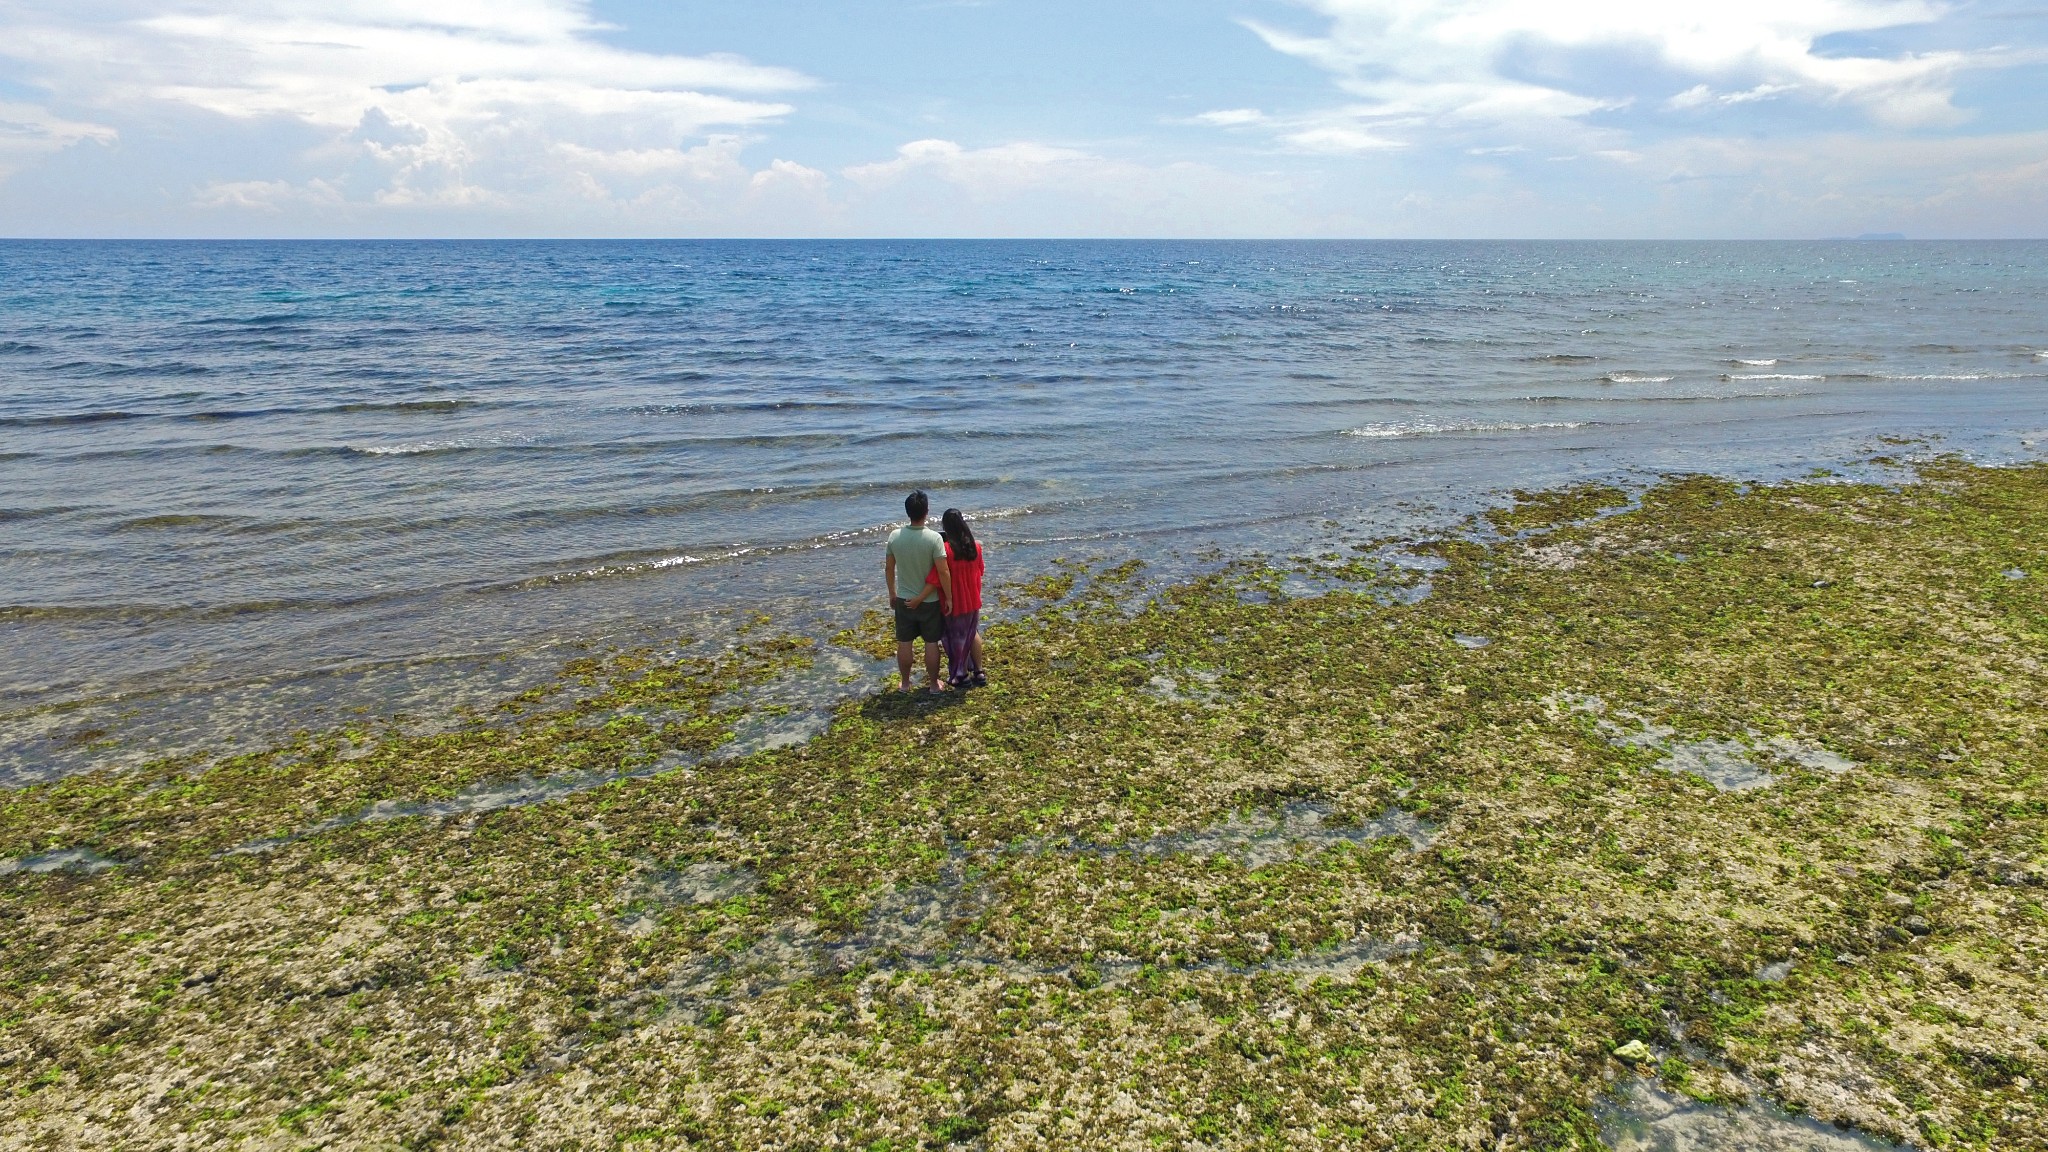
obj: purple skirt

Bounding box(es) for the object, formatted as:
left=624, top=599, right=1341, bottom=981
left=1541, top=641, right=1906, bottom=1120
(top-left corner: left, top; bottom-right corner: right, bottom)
left=943, top=611, right=980, bottom=686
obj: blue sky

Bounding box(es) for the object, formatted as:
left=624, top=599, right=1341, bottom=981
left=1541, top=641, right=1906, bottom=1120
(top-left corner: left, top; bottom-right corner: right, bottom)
left=0, top=0, right=2043, bottom=237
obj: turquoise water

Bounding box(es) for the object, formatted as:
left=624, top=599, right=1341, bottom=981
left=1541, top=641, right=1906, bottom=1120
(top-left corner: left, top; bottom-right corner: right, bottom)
left=3, top=239, right=2044, bottom=778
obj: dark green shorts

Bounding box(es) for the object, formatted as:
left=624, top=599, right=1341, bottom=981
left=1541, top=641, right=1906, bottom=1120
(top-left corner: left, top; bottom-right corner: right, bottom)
left=894, top=600, right=943, bottom=644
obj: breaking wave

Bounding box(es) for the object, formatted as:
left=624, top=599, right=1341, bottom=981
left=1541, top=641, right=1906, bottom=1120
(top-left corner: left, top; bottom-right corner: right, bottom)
left=1343, top=420, right=1591, bottom=439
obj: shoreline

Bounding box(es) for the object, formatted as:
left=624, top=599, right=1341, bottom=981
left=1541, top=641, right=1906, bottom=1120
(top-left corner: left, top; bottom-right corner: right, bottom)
left=3, top=455, right=2045, bottom=1149
left=7, top=434, right=2023, bottom=790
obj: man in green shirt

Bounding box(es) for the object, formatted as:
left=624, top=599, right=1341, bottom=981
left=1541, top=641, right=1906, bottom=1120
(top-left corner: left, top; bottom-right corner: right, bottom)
left=885, top=490, right=955, bottom=693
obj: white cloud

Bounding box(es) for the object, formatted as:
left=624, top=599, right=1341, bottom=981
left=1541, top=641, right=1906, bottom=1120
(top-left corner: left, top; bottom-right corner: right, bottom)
left=0, top=99, right=116, bottom=175
left=749, top=158, right=829, bottom=195
left=1193, top=108, right=1268, bottom=127
left=1281, top=122, right=1409, bottom=152
left=193, top=177, right=343, bottom=211
left=1243, top=0, right=1993, bottom=148
left=1672, top=81, right=1805, bottom=109
left=843, top=139, right=1097, bottom=194
left=833, top=137, right=1307, bottom=235
left=0, top=1, right=812, bottom=212
left=555, top=137, right=752, bottom=180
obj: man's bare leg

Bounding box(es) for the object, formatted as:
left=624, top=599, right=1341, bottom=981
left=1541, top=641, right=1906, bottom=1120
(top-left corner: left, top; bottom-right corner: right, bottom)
left=924, top=639, right=944, bottom=690
left=897, top=640, right=915, bottom=691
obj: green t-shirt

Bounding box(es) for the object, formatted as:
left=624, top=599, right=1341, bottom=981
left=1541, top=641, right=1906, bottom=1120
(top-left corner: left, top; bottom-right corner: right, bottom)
left=887, top=524, right=946, bottom=600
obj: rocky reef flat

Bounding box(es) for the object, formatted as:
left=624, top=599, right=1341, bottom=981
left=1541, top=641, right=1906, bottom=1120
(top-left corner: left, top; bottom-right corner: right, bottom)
left=3, top=459, right=2043, bottom=1150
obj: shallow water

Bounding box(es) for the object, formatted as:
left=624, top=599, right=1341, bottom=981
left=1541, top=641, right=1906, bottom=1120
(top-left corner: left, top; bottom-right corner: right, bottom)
left=1107, top=801, right=1436, bottom=866
left=1564, top=695, right=1859, bottom=791
left=0, top=847, right=120, bottom=875
left=1634, top=732, right=1781, bottom=792
left=1601, top=1078, right=1906, bottom=1151
left=628, top=801, right=1433, bottom=1013
left=3, top=239, right=2045, bottom=777
left=223, top=645, right=894, bottom=855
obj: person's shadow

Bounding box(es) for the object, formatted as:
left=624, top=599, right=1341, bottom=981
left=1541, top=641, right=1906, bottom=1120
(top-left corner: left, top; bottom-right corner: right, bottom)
left=857, top=685, right=969, bottom=722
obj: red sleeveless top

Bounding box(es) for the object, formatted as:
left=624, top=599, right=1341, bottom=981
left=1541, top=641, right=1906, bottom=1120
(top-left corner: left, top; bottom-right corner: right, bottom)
left=926, top=540, right=984, bottom=614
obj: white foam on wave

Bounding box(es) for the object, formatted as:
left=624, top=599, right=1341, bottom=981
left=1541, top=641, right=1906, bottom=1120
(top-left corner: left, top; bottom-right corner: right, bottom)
left=1874, top=372, right=2033, bottom=381
left=531, top=547, right=758, bottom=586
left=1725, top=373, right=1824, bottom=381
left=350, top=433, right=532, bottom=456
left=1732, top=358, right=1779, bottom=367
left=1343, top=420, right=1588, bottom=439
left=970, top=505, right=1037, bottom=522
left=1602, top=373, right=1673, bottom=384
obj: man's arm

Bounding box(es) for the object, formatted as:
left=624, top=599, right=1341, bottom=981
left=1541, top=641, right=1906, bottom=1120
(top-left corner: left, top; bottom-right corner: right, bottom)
left=885, top=553, right=898, bottom=605
left=936, top=554, right=954, bottom=606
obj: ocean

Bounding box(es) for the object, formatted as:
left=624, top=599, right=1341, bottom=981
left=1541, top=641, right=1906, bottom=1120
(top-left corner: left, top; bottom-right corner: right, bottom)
left=3, top=239, right=2044, bottom=781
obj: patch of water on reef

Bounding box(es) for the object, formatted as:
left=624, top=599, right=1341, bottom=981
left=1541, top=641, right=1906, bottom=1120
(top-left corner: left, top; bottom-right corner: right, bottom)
left=1364, top=549, right=1447, bottom=605
left=2004, top=568, right=2027, bottom=580
left=828, top=862, right=1007, bottom=969
left=226, top=754, right=698, bottom=856
left=1273, top=568, right=1385, bottom=601
left=639, top=897, right=1421, bottom=1021
left=1762, top=738, right=1857, bottom=775
left=1604, top=721, right=1779, bottom=791
left=1243, top=934, right=1423, bottom=979
left=640, top=859, right=1005, bottom=1011
left=1105, top=802, right=1436, bottom=867
left=0, top=646, right=578, bottom=788
left=1558, top=695, right=1857, bottom=791
left=1758, top=959, right=1795, bottom=982
left=1141, top=667, right=1226, bottom=707
left=1454, top=634, right=1492, bottom=649
left=1231, top=554, right=1436, bottom=607
left=631, top=805, right=1435, bottom=1016
left=225, top=648, right=894, bottom=854
left=621, top=863, right=759, bottom=935
left=0, top=847, right=120, bottom=876
left=715, top=647, right=895, bottom=755
left=1601, top=1077, right=1907, bottom=1151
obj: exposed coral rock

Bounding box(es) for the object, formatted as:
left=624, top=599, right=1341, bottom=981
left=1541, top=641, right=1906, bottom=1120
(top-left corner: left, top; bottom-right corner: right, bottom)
left=4, top=460, right=2045, bottom=1150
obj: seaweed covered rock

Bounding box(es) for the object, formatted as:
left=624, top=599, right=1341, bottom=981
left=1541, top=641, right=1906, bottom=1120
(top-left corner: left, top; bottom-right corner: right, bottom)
left=3, top=460, right=2045, bottom=1150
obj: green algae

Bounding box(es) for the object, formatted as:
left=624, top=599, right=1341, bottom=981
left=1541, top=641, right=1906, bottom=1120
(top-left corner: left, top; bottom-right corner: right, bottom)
left=2, top=459, right=2046, bottom=1149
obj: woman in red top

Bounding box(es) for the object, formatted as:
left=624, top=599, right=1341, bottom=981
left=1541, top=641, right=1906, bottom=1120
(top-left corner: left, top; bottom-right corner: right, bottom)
left=929, top=508, right=985, bottom=688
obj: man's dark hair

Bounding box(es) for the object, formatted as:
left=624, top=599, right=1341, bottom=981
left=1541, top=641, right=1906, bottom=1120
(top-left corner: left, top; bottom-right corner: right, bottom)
left=905, top=490, right=929, bottom=522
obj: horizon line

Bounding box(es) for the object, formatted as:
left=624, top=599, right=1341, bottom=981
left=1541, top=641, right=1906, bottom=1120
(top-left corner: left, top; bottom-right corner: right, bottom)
left=3, top=234, right=2044, bottom=243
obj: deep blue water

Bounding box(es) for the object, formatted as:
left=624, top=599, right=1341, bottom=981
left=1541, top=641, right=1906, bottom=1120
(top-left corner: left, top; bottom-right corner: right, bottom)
left=3, top=239, right=2044, bottom=777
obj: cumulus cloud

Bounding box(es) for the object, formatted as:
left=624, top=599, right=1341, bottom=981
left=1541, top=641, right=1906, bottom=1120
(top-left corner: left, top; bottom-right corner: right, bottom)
left=1242, top=0, right=1995, bottom=151
left=0, top=0, right=812, bottom=213
left=749, top=158, right=828, bottom=195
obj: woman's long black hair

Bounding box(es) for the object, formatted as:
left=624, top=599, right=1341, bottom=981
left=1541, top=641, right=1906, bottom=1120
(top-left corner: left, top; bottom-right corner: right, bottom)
left=940, top=508, right=978, bottom=563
